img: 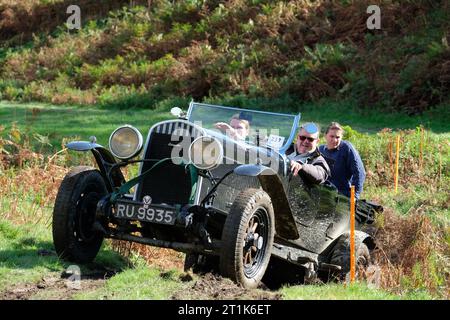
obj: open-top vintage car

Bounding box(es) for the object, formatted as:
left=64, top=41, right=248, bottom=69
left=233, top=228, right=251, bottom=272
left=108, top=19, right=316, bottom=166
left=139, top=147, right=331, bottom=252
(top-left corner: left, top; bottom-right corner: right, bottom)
left=52, top=102, right=382, bottom=288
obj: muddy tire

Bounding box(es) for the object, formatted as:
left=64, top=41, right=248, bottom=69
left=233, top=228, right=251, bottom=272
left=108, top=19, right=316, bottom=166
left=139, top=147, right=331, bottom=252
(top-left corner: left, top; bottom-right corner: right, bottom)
left=220, top=188, right=274, bottom=289
left=53, top=166, right=107, bottom=263
left=330, top=234, right=371, bottom=279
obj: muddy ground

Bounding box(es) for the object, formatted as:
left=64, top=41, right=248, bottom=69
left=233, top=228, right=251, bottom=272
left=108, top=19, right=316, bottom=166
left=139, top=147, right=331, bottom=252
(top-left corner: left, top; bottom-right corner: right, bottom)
left=171, top=273, right=282, bottom=300
left=0, top=267, right=116, bottom=300
left=0, top=270, right=282, bottom=300
left=0, top=245, right=283, bottom=300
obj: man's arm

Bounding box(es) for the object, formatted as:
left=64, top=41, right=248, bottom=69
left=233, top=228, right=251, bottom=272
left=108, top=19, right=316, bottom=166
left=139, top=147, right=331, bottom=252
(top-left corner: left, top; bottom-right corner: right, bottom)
left=347, top=144, right=366, bottom=198
left=292, top=156, right=330, bottom=185
left=300, top=163, right=329, bottom=184
left=214, top=122, right=239, bottom=139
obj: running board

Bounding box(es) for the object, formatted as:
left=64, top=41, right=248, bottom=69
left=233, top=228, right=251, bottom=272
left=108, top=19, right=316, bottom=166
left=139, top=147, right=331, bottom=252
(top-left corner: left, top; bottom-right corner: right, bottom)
left=107, top=233, right=221, bottom=255
left=319, top=262, right=342, bottom=272
left=271, top=243, right=319, bottom=265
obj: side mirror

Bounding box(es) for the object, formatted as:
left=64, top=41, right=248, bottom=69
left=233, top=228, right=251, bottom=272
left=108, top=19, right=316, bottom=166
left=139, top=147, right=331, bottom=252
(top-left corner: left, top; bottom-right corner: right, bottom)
left=170, top=107, right=187, bottom=119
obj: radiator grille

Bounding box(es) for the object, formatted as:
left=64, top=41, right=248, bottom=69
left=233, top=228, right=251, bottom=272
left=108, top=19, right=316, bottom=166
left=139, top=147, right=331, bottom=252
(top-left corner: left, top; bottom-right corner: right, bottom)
left=135, top=121, right=202, bottom=205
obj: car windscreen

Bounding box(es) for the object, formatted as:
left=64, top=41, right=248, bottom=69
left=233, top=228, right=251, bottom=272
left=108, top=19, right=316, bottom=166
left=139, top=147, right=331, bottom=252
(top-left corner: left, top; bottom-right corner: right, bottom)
left=187, top=103, right=299, bottom=152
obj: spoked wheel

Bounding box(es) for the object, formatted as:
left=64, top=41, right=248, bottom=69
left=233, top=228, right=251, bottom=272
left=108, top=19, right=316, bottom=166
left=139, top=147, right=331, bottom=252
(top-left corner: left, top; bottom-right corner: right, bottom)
left=242, top=210, right=270, bottom=279
left=220, top=188, right=274, bottom=289
left=53, top=166, right=108, bottom=263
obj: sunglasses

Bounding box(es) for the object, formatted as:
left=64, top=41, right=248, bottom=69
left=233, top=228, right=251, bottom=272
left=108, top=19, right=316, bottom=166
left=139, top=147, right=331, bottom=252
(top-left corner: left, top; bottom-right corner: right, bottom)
left=298, top=135, right=316, bottom=142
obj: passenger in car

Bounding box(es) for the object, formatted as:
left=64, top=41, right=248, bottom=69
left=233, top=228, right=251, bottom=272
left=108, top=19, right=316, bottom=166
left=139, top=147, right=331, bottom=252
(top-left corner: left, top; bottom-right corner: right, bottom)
left=287, top=122, right=330, bottom=185
left=214, top=113, right=250, bottom=141
left=319, top=122, right=366, bottom=199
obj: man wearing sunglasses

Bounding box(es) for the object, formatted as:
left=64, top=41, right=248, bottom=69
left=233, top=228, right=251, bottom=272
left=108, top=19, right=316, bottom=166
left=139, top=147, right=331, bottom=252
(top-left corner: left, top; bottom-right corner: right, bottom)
left=287, top=122, right=330, bottom=185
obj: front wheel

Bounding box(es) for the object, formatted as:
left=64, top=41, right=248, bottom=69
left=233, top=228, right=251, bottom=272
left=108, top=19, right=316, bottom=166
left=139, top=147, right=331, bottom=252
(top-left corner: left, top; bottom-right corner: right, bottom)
left=220, top=188, right=275, bottom=289
left=52, top=166, right=107, bottom=263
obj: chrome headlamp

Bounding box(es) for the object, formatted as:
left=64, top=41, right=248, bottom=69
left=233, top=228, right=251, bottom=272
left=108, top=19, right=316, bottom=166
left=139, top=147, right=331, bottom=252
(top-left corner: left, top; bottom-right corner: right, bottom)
left=188, top=136, right=223, bottom=170
left=109, top=125, right=143, bottom=160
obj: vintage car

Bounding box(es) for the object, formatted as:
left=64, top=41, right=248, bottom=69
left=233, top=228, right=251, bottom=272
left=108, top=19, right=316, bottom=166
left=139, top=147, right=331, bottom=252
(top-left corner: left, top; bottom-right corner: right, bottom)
left=52, top=102, right=382, bottom=289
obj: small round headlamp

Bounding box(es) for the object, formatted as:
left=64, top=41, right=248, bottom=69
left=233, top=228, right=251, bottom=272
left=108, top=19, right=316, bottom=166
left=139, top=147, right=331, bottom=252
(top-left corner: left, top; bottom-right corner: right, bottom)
left=109, top=125, right=143, bottom=160
left=189, top=136, right=223, bottom=170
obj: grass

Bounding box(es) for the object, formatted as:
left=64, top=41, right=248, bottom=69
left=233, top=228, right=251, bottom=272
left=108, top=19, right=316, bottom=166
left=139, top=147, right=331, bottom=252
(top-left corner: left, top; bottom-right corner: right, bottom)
left=296, top=99, right=450, bottom=134
left=0, top=164, right=189, bottom=299
left=0, top=218, right=128, bottom=292
left=0, top=100, right=174, bottom=151
left=365, top=185, right=449, bottom=227
left=1, top=98, right=448, bottom=149
left=0, top=213, right=184, bottom=299
left=0, top=220, right=60, bottom=291
left=74, top=262, right=187, bottom=300
left=281, top=282, right=433, bottom=300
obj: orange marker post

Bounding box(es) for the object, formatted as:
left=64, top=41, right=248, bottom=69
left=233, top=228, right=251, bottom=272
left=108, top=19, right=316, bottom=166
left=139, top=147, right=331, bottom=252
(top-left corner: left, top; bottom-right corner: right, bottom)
left=394, top=135, right=400, bottom=193
left=350, top=185, right=356, bottom=283
left=419, top=127, right=424, bottom=171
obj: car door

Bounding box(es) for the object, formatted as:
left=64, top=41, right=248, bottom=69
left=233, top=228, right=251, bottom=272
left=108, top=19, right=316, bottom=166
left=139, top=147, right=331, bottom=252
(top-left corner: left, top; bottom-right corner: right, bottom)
left=287, top=177, right=339, bottom=253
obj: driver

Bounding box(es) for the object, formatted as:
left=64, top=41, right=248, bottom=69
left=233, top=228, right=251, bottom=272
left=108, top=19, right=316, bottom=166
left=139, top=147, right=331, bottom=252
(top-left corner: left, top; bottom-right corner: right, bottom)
left=214, top=114, right=250, bottom=141
left=287, top=122, right=330, bottom=185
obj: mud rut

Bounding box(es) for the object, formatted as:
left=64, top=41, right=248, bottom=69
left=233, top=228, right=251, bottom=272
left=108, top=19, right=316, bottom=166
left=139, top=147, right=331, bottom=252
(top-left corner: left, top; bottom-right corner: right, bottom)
left=0, top=268, right=116, bottom=300
left=1, top=270, right=282, bottom=300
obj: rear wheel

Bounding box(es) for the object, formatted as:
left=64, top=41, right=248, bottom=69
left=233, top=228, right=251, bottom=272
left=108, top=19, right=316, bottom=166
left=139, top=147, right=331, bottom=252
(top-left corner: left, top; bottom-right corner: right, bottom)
left=52, top=166, right=107, bottom=263
left=220, top=188, right=274, bottom=289
left=330, top=234, right=371, bottom=280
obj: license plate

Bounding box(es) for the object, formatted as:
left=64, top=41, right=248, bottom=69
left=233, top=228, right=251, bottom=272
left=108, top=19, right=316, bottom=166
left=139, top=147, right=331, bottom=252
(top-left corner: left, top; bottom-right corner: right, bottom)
left=113, top=200, right=176, bottom=225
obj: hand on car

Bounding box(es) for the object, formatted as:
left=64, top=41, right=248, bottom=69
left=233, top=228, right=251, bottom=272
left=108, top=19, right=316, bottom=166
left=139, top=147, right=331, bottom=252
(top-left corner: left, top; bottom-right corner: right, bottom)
left=290, top=161, right=303, bottom=176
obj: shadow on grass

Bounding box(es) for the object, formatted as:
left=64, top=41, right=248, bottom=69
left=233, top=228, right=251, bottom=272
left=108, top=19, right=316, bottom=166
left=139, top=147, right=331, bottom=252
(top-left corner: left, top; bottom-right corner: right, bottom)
left=0, top=238, right=128, bottom=278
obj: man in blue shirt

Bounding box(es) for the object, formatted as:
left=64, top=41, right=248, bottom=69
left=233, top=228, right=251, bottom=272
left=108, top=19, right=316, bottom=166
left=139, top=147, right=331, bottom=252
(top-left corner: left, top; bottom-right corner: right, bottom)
left=318, top=122, right=366, bottom=199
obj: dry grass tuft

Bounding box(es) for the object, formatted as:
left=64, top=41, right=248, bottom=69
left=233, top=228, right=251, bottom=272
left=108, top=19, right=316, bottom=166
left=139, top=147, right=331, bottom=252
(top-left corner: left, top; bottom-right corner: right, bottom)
left=373, top=209, right=449, bottom=298
left=110, top=240, right=184, bottom=270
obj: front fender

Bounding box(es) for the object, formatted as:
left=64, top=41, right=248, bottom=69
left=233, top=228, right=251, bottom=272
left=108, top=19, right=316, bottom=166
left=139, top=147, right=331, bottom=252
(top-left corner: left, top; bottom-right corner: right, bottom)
left=66, top=141, right=103, bottom=151
left=66, top=141, right=125, bottom=191
left=233, top=164, right=274, bottom=176
left=234, top=164, right=299, bottom=240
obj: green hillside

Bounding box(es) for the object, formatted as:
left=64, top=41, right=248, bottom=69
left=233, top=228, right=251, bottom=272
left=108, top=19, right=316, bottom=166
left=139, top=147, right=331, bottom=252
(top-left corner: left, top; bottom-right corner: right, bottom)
left=1, top=0, right=449, bottom=113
